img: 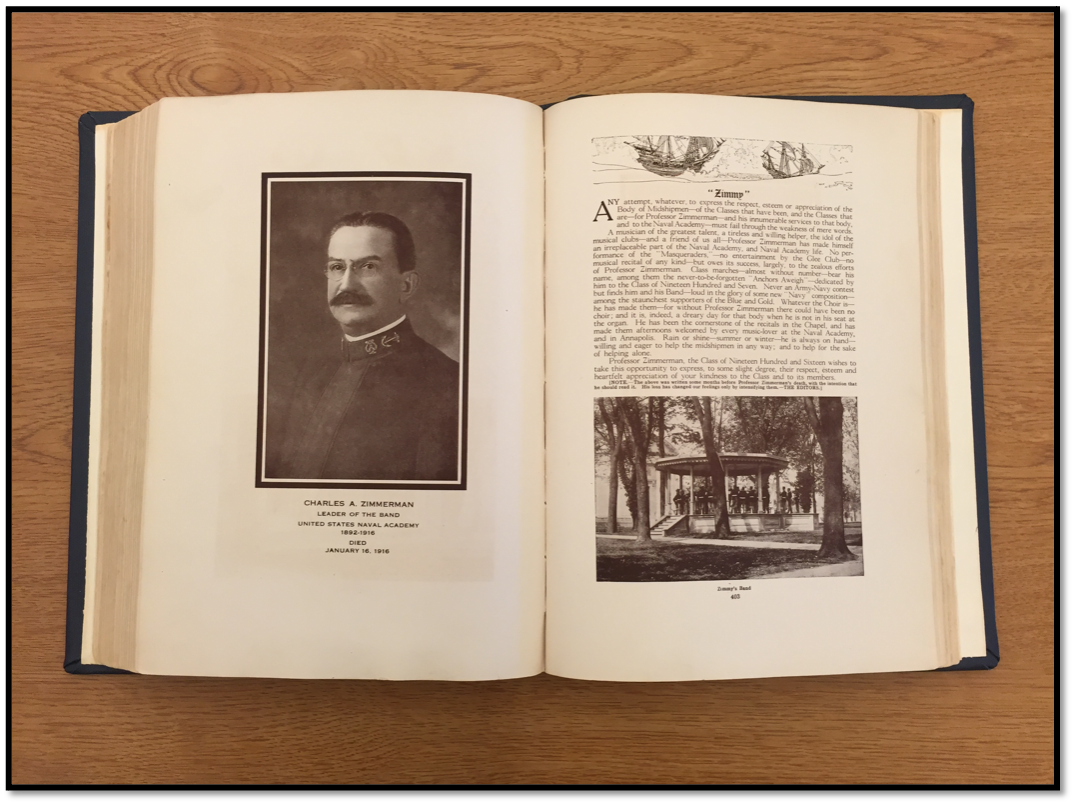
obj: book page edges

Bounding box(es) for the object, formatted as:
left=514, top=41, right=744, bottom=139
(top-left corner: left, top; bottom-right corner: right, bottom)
left=85, top=104, right=161, bottom=669
left=918, top=111, right=960, bottom=667
left=937, top=109, right=986, bottom=658
left=80, top=122, right=112, bottom=666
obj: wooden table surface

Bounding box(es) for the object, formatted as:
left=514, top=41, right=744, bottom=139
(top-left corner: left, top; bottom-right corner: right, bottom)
left=10, top=11, right=1054, bottom=786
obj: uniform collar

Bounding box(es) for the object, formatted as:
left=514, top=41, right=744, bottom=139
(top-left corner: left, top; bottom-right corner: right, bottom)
left=341, top=317, right=412, bottom=363
left=343, top=315, right=407, bottom=343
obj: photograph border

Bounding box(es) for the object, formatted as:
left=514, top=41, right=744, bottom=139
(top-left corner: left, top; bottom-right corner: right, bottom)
left=254, top=171, right=472, bottom=490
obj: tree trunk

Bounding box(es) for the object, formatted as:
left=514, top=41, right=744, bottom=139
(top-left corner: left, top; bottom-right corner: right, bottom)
left=632, top=448, right=651, bottom=541
left=804, top=397, right=853, bottom=560
left=606, top=447, right=620, bottom=534
left=619, top=398, right=652, bottom=542
left=598, top=399, right=623, bottom=535
left=618, top=455, right=638, bottom=527
left=656, top=398, right=666, bottom=458
left=693, top=397, right=731, bottom=539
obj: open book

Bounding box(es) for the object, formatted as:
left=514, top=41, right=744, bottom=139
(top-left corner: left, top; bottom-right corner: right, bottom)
left=67, top=91, right=997, bottom=681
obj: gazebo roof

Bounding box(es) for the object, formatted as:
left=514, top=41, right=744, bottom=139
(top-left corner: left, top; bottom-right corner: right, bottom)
left=654, top=453, right=789, bottom=476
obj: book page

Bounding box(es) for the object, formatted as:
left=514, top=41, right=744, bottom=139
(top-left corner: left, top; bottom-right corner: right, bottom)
left=129, top=91, right=545, bottom=679
left=544, top=94, right=959, bottom=680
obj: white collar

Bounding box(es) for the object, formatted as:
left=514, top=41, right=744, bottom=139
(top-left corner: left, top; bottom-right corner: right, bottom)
left=342, top=315, right=407, bottom=342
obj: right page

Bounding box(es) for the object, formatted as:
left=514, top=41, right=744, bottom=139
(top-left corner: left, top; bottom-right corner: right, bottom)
left=544, top=94, right=966, bottom=681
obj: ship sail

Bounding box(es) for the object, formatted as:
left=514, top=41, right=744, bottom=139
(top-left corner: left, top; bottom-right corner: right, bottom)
left=630, top=135, right=724, bottom=177
left=761, top=141, right=824, bottom=179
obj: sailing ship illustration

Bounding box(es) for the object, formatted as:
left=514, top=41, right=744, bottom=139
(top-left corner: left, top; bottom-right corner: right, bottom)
left=761, top=141, right=824, bottom=179
left=629, top=135, right=724, bottom=177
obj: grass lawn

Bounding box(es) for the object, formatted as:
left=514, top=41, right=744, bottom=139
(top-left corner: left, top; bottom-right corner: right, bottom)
left=685, top=527, right=863, bottom=546
left=597, top=537, right=859, bottom=582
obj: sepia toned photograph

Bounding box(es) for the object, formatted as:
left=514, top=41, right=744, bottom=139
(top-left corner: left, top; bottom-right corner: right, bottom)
left=256, top=174, right=470, bottom=489
left=595, top=396, right=862, bottom=581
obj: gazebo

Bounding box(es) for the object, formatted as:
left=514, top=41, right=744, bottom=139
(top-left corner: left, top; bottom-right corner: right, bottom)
left=653, top=453, right=817, bottom=534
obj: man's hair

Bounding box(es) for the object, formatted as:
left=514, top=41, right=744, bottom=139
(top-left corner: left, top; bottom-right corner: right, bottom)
left=327, top=211, right=417, bottom=274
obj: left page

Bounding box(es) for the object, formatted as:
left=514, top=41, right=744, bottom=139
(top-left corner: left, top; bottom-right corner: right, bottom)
left=90, top=91, right=546, bottom=679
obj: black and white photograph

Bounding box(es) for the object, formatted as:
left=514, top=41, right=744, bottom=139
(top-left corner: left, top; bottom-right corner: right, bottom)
left=595, top=396, right=862, bottom=582
left=256, top=174, right=470, bottom=489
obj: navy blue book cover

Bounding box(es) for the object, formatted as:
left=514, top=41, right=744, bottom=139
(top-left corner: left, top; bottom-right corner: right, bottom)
left=66, top=97, right=997, bottom=675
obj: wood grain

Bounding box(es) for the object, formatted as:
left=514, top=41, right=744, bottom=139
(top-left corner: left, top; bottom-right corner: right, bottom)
left=11, top=11, right=1054, bottom=785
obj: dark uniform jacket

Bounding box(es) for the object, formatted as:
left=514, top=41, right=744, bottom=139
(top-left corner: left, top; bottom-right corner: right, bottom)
left=272, top=318, right=460, bottom=481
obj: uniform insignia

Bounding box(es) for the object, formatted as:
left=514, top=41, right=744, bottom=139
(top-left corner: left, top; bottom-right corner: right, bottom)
left=381, top=332, right=400, bottom=348
left=365, top=340, right=378, bottom=355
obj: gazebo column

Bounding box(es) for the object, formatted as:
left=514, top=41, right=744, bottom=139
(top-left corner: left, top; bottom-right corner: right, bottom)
left=754, top=465, right=761, bottom=514
left=689, top=465, right=695, bottom=515
left=775, top=470, right=782, bottom=514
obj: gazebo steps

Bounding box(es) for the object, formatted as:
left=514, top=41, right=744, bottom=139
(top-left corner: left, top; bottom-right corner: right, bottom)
left=651, top=514, right=689, bottom=538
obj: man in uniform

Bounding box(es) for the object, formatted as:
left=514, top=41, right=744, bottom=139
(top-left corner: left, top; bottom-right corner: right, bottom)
left=271, top=211, right=460, bottom=482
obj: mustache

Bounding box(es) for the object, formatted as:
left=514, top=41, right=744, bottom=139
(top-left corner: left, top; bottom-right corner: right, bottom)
left=330, top=290, right=374, bottom=307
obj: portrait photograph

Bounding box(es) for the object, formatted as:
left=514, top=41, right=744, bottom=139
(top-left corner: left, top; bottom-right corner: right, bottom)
left=256, top=173, right=471, bottom=489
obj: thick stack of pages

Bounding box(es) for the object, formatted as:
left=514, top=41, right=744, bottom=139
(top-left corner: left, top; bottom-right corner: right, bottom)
left=68, top=91, right=997, bottom=680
